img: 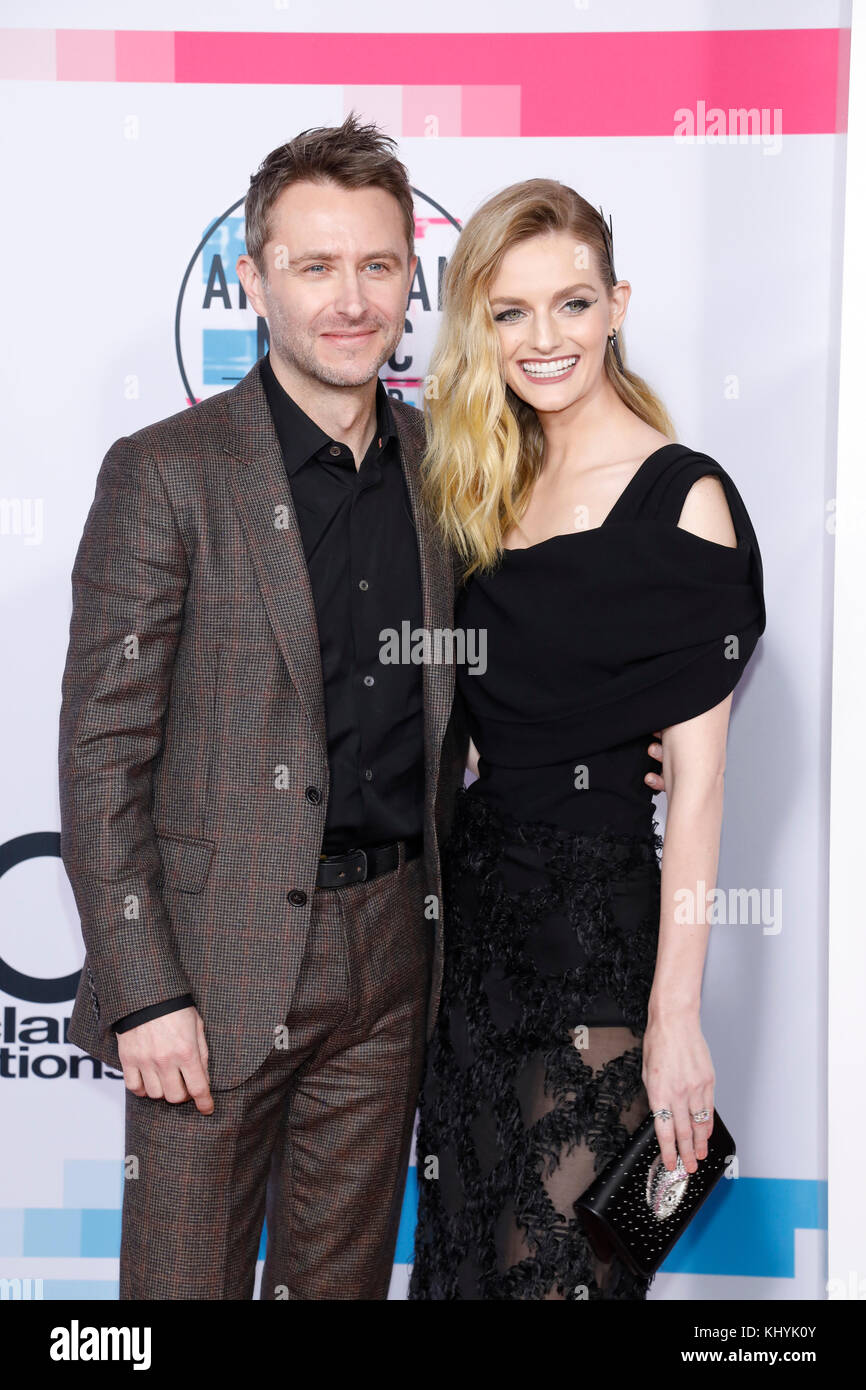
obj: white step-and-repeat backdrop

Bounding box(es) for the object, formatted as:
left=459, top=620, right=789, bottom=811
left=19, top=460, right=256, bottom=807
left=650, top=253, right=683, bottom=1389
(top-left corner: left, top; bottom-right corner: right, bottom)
left=0, top=0, right=850, bottom=1299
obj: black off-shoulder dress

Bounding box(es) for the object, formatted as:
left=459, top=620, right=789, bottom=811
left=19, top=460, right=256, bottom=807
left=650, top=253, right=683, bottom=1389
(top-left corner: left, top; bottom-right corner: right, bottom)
left=408, top=444, right=766, bottom=1301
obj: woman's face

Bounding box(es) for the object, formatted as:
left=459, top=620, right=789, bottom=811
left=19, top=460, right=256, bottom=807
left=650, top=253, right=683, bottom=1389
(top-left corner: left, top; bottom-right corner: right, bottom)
left=487, top=229, right=629, bottom=410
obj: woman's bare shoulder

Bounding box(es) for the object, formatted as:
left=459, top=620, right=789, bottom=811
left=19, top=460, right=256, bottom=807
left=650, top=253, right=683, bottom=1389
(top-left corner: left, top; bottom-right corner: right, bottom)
left=677, top=473, right=738, bottom=547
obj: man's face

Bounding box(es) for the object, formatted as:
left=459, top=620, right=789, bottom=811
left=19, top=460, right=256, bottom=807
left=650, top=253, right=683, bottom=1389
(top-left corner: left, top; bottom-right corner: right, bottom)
left=237, top=179, right=417, bottom=388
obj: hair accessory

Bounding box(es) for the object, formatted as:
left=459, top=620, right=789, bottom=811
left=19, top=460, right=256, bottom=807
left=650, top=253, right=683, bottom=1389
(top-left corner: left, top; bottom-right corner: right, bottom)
left=597, top=204, right=618, bottom=283
left=598, top=205, right=626, bottom=373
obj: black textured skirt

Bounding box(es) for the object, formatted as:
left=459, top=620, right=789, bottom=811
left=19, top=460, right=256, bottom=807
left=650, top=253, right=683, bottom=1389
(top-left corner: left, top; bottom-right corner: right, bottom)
left=408, top=786, right=664, bottom=1301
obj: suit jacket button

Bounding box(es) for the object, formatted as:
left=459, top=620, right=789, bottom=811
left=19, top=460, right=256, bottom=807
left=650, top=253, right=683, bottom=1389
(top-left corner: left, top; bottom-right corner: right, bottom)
left=305, top=786, right=322, bottom=804
left=288, top=889, right=307, bottom=906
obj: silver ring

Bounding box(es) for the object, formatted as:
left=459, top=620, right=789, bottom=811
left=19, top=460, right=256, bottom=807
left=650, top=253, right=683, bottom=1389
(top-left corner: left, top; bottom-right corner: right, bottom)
left=651, top=1108, right=673, bottom=1121
left=691, top=1108, right=711, bottom=1123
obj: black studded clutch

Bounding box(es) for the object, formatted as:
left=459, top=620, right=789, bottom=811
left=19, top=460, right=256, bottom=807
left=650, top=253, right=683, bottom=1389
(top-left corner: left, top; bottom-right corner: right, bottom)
left=575, top=1108, right=735, bottom=1279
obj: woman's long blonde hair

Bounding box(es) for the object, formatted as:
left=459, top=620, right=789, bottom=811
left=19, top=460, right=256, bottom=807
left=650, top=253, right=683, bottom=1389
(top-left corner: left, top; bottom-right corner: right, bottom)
left=419, top=179, right=676, bottom=579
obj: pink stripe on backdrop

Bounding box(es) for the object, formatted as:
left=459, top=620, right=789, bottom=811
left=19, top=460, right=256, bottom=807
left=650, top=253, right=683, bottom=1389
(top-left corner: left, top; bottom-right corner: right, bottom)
left=0, top=29, right=56, bottom=80
left=403, top=85, right=461, bottom=137
left=461, top=85, right=521, bottom=138
left=56, top=28, right=116, bottom=81
left=835, top=26, right=851, bottom=134
left=0, top=28, right=848, bottom=133
left=173, top=28, right=848, bottom=133
left=116, top=30, right=175, bottom=83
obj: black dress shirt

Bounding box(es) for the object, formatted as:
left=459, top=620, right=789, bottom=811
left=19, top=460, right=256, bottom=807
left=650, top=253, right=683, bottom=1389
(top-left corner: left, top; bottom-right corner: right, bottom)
left=112, top=353, right=426, bottom=1034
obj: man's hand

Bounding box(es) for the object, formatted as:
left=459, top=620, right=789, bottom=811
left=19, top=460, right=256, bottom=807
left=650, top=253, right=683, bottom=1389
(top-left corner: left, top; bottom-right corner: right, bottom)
left=645, top=729, right=665, bottom=793
left=116, top=1005, right=214, bottom=1114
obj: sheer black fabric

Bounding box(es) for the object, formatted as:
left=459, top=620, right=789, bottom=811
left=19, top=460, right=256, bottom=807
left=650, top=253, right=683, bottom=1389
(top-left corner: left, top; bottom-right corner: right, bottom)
left=410, top=790, right=662, bottom=1300
left=408, top=446, right=766, bottom=1300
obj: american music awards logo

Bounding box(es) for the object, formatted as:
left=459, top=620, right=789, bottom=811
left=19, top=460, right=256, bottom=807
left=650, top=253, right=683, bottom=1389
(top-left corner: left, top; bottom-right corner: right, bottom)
left=174, top=187, right=462, bottom=406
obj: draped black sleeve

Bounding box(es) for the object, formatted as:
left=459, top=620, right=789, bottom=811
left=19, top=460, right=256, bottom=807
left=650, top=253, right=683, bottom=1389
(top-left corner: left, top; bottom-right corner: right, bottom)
left=456, top=445, right=766, bottom=767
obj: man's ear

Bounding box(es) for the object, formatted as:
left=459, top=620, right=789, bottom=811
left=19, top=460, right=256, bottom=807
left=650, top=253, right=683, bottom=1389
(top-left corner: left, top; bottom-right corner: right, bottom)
left=236, top=253, right=268, bottom=320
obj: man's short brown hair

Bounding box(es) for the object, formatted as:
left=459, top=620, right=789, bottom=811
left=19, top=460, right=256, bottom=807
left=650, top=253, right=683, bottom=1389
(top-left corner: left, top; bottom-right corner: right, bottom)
left=244, top=111, right=416, bottom=277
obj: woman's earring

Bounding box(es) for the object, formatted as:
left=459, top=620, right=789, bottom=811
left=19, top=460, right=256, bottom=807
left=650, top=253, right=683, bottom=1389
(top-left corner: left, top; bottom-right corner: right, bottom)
left=608, top=329, right=625, bottom=373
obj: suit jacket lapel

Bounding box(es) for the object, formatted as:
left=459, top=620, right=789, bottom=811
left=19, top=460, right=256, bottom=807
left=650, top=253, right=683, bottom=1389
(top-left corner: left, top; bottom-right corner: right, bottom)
left=391, top=402, right=456, bottom=796
left=223, top=361, right=327, bottom=755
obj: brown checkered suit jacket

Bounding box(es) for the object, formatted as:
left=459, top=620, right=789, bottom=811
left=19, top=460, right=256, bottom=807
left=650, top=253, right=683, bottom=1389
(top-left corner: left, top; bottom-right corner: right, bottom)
left=59, top=358, right=469, bottom=1090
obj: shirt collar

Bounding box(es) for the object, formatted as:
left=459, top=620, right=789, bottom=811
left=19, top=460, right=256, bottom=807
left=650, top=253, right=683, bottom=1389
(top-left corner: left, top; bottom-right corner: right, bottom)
left=259, top=350, right=397, bottom=477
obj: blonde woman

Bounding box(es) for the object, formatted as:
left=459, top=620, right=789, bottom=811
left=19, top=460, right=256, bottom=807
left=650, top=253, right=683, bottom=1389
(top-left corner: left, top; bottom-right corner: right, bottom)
left=408, top=180, right=766, bottom=1300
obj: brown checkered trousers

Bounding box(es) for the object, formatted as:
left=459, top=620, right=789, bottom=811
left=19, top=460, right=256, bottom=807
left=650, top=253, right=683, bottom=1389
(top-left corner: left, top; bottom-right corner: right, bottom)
left=58, top=358, right=469, bottom=1298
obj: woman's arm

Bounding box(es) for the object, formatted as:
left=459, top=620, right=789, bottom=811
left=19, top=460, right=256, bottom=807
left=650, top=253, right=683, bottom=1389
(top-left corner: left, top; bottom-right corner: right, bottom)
left=642, top=473, right=739, bottom=1173
left=644, top=692, right=731, bottom=1172
left=468, top=736, right=665, bottom=786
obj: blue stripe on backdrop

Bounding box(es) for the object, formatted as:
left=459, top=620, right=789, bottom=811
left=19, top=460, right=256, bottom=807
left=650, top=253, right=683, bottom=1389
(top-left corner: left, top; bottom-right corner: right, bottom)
left=0, top=1163, right=827, bottom=1282
left=41, top=1280, right=117, bottom=1300
left=392, top=1169, right=828, bottom=1278
left=654, top=1175, right=827, bottom=1277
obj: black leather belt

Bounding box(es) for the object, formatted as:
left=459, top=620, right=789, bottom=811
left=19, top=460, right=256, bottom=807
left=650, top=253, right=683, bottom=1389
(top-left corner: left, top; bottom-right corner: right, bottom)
left=316, top=835, right=423, bottom=889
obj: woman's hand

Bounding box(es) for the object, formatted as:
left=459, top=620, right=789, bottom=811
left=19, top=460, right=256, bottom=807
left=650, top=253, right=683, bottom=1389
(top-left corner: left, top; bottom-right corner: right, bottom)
left=645, top=729, right=665, bottom=792
left=642, top=1006, right=715, bottom=1172
left=467, top=736, right=480, bottom=778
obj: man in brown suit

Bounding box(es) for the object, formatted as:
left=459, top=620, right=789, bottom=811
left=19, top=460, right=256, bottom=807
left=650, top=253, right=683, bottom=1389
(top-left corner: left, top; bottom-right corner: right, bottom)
left=59, top=114, right=468, bottom=1300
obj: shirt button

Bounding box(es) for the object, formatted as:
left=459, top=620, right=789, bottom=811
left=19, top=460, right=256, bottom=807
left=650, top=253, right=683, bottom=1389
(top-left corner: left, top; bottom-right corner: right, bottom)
left=364, top=768, right=373, bottom=781
left=287, top=889, right=307, bottom=906
left=363, top=675, right=375, bottom=687
left=378, top=436, right=383, bottom=448
left=329, top=444, right=342, bottom=456
left=358, top=579, right=369, bottom=591
left=305, top=786, right=322, bottom=804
